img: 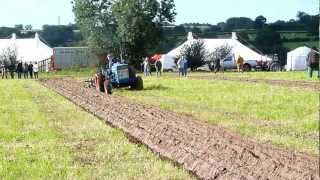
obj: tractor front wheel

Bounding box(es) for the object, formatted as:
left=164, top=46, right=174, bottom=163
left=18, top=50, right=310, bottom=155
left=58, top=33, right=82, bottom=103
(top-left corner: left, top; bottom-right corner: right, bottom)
left=135, top=76, right=143, bottom=90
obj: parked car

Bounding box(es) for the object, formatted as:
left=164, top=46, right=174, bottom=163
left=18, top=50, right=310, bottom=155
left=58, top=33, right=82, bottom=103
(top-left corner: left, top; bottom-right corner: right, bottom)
left=221, top=55, right=257, bottom=71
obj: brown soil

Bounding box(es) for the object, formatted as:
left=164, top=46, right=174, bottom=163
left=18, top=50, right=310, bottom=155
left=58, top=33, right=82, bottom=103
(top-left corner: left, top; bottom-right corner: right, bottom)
left=40, top=78, right=319, bottom=180
left=192, top=76, right=320, bottom=91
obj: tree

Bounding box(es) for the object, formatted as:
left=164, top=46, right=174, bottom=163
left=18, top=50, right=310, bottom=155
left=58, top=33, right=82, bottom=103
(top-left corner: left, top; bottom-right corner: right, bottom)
left=254, top=16, right=266, bottom=29
left=225, top=17, right=254, bottom=30
left=0, top=27, right=19, bottom=38
left=0, top=47, right=17, bottom=66
left=159, top=0, right=177, bottom=23
left=206, top=44, right=233, bottom=71
left=41, top=25, right=75, bottom=47
left=180, top=39, right=207, bottom=71
left=25, top=25, right=33, bottom=30
left=14, top=24, right=23, bottom=31
left=73, top=0, right=176, bottom=67
left=72, top=0, right=117, bottom=57
left=255, top=28, right=281, bottom=53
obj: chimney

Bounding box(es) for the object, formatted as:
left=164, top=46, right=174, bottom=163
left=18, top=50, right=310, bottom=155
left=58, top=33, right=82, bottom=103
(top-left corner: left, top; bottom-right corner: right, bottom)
left=35, top=33, right=40, bottom=47
left=11, top=33, right=16, bottom=40
left=187, top=32, right=194, bottom=41
left=232, top=32, right=238, bottom=40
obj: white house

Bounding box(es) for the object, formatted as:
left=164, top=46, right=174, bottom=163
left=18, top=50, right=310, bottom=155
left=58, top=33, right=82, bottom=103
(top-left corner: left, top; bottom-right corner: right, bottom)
left=160, top=32, right=271, bottom=70
left=0, top=33, right=52, bottom=63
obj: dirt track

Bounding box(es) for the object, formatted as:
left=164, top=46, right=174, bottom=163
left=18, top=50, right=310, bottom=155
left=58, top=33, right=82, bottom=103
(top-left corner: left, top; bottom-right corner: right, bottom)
left=191, top=76, right=320, bottom=91
left=41, top=78, right=319, bottom=180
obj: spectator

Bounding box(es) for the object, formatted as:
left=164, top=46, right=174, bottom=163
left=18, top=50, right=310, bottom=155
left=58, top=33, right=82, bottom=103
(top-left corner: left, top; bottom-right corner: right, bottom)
left=8, top=63, right=16, bottom=79
left=214, top=58, right=221, bottom=73
left=23, top=62, right=29, bottom=79
left=236, top=55, right=244, bottom=72
left=0, top=62, right=6, bottom=79
left=183, top=57, right=188, bottom=77
left=16, top=61, right=23, bottom=79
left=28, top=62, right=34, bottom=79
left=306, top=47, right=320, bottom=78
left=178, top=55, right=185, bottom=77
left=1, top=63, right=8, bottom=79
left=143, top=57, right=151, bottom=76
left=155, top=60, right=162, bottom=77
left=33, top=62, right=39, bottom=79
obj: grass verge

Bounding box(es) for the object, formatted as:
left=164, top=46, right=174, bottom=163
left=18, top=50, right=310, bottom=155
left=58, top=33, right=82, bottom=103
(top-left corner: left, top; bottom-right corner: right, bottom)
left=0, top=80, right=192, bottom=179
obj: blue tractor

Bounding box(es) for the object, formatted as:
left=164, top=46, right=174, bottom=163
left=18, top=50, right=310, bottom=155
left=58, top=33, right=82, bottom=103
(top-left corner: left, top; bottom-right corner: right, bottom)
left=95, top=63, right=143, bottom=94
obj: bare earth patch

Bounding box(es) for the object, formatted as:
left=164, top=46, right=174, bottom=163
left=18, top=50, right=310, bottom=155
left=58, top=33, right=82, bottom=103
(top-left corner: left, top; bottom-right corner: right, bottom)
left=40, top=78, right=319, bottom=180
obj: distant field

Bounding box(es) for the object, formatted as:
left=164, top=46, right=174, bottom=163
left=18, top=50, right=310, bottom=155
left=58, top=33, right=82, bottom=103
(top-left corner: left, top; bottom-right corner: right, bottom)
left=115, top=76, right=319, bottom=155
left=0, top=80, right=192, bottom=179
left=283, top=40, right=319, bottom=50
left=188, top=71, right=319, bottom=81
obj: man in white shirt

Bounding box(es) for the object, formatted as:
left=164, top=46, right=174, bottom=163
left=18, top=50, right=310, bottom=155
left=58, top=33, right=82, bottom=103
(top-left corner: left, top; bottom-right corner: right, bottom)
left=33, top=62, right=39, bottom=79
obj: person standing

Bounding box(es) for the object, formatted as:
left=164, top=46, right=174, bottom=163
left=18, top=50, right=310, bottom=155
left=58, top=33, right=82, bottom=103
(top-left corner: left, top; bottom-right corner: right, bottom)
left=143, top=57, right=150, bottom=76
left=8, top=62, right=16, bottom=79
left=214, top=58, right=221, bottom=73
left=183, top=57, right=188, bottom=77
left=28, top=62, right=34, bottom=79
left=178, top=56, right=185, bottom=77
left=0, top=62, right=5, bottom=79
left=33, top=62, right=39, bottom=79
left=306, top=47, right=320, bottom=78
left=1, top=63, right=8, bottom=79
left=23, top=62, right=29, bottom=79
left=236, top=55, right=244, bottom=72
left=16, top=61, right=23, bottom=79
left=155, top=60, right=162, bottom=77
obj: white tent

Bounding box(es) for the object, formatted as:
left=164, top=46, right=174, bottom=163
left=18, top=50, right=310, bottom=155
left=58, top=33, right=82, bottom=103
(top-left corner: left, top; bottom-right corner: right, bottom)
left=0, top=33, right=52, bottom=63
left=286, top=46, right=311, bottom=71
left=161, top=32, right=271, bottom=70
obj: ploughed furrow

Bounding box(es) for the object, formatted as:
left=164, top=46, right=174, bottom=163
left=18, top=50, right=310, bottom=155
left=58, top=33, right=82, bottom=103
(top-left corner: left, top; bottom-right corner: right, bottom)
left=41, top=79, right=319, bottom=180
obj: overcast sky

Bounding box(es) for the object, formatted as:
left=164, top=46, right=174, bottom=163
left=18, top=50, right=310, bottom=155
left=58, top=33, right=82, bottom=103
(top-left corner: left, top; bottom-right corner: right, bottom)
left=0, top=0, right=318, bottom=29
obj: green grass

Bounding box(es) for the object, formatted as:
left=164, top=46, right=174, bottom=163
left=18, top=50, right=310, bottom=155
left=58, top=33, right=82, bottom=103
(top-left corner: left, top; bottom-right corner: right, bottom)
left=0, top=80, right=192, bottom=179
left=115, top=76, right=319, bottom=155
left=188, top=71, right=319, bottom=81
left=40, top=67, right=97, bottom=78
left=41, top=67, right=319, bottom=82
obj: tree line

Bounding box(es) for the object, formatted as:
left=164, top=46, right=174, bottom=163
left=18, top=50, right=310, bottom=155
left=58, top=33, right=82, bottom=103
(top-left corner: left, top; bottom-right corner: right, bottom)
left=0, top=1, right=318, bottom=68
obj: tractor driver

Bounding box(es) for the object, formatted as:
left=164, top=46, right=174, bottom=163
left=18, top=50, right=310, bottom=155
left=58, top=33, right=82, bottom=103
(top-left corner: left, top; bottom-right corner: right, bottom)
left=106, top=54, right=114, bottom=69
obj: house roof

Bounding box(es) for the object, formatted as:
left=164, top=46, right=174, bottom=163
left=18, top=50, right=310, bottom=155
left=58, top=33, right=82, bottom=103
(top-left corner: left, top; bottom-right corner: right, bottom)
left=0, top=33, right=52, bottom=62
left=167, top=32, right=271, bottom=61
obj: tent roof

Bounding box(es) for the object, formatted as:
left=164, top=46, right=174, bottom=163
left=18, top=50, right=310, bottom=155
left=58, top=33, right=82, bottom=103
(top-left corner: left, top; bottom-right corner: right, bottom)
left=0, top=33, right=52, bottom=62
left=167, top=33, right=271, bottom=61
left=287, top=46, right=311, bottom=56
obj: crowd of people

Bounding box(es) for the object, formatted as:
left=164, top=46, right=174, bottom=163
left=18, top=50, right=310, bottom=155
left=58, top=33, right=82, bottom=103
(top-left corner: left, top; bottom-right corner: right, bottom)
left=143, top=57, right=163, bottom=77
left=0, top=61, right=39, bottom=79
left=143, top=55, right=189, bottom=77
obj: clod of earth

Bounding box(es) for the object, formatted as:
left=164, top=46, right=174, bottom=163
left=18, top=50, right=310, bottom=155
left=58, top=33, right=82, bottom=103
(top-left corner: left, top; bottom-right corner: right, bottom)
left=40, top=78, right=319, bottom=180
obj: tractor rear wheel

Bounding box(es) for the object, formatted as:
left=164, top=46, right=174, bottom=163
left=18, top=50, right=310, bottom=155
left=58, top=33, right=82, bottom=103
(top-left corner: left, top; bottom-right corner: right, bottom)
left=270, top=62, right=282, bottom=72
left=243, top=64, right=251, bottom=72
left=135, top=76, right=143, bottom=90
